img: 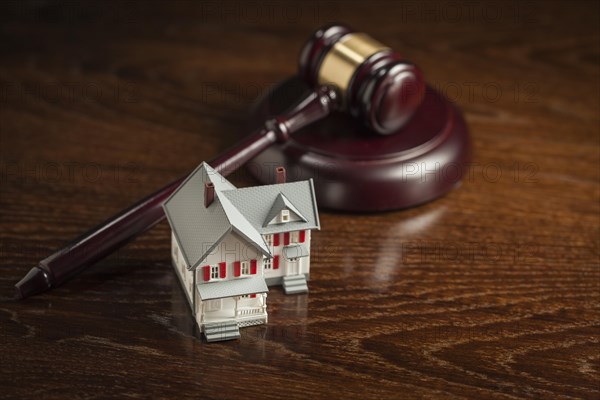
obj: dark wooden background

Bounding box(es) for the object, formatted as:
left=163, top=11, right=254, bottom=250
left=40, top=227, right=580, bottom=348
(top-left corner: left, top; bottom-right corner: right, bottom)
left=1, top=1, right=598, bottom=398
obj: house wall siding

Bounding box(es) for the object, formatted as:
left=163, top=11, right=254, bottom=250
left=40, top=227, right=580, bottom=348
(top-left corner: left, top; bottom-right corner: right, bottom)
left=195, top=231, right=263, bottom=284
left=264, top=230, right=312, bottom=281
left=171, top=232, right=194, bottom=308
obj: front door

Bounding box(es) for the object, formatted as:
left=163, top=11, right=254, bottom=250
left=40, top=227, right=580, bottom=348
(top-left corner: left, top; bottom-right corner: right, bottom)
left=287, top=257, right=299, bottom=276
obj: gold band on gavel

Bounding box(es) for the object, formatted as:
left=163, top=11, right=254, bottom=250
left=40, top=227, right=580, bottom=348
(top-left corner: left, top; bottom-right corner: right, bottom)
left=317, top=33, right=390, bottom=102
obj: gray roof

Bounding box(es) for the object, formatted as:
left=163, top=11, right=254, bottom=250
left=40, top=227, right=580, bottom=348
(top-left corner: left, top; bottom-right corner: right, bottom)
left=222, top=180, right=320, bottom=235
left=197, top=275, right=268, bottom=300
left=163, top=162, right=270, bottom=270
left=282, top=243, right=310, bottom=259
left=163, top=162, right=320, bottom=270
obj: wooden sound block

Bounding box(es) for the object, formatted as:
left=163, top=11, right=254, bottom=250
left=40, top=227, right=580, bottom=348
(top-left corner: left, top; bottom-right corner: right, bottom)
left=245, top=77, right=471, bottom=212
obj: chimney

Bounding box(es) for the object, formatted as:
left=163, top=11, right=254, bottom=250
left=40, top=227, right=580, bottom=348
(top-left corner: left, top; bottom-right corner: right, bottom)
left=276, top=166, right=286, bottom=184
left=204, top=182, right=215, bottom=208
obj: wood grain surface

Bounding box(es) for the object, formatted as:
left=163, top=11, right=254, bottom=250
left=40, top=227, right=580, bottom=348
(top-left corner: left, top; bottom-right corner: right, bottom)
left=1, top=1, right=598, bottom=398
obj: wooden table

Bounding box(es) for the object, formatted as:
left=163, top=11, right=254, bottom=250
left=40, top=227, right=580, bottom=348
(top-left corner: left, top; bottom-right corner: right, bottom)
left=1, top=1, right=598, bottom=398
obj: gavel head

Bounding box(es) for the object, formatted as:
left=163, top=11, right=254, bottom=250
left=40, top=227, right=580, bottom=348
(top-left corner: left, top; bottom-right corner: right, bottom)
left=299, top=24, right=425, bottom=135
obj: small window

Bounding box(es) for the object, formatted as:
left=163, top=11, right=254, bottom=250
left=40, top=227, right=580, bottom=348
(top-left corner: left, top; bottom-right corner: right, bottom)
left=281, top=209, right=290, bottom=222
left=241, top=261, right=250, bottom=275
left=290, top=231, right=299, bottom=244
left=206, top=299, right=221, bottom=312
left=264, top=234, right=273, bottom=247
left=264, top=258, right=272, bottom=270
left=210, top=265, right=220, bottom=280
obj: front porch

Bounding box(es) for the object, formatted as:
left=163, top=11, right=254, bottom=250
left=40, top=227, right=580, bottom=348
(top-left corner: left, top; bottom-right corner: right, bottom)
left=198, top=294, right=268, bottom=332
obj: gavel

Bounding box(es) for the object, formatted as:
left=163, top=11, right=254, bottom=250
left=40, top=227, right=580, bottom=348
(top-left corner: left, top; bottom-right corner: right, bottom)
left=15, top=24, right=428, bottom=298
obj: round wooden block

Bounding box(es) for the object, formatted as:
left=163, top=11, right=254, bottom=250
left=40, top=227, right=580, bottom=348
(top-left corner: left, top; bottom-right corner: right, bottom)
left=245, top=77, right=471, bottom=212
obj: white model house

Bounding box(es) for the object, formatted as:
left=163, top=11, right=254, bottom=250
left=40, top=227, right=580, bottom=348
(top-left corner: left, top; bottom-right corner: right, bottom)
left=163, top=162, right=320, bottom=342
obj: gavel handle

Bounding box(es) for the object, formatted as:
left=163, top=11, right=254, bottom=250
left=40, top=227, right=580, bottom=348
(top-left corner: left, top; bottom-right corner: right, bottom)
left=15, top=86, right=339, bottom=299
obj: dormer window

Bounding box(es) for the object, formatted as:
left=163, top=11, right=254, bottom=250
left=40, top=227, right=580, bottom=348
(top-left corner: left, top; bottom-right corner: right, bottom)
left=263, top=193, right=308, bottom=227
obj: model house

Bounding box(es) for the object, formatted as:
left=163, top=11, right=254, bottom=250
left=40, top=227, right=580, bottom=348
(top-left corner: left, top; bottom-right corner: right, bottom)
left=163, top=162, right=320, bottom=342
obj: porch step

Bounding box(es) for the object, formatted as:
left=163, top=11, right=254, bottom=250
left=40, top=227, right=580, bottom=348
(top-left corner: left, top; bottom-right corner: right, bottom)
left=283, top=274, right=309, bottom=295
left=203, top=321, right=240, bottom=342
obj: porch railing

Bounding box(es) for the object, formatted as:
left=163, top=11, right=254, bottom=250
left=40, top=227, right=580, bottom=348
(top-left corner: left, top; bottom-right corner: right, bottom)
left=236, top=306, right=266, bottom=317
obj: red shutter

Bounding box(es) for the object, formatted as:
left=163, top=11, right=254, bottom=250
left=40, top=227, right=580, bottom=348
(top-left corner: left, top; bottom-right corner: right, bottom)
left=250, top=259, right=257, bottom=274
left=284, top=232, right=290, bottom=245
left=234, top=261, right=241, bottom=277
left=219, top=262, right=226, bottom=278
left=273, top=255, right=279, bottom=269
left=299, top=230, right=306, bottom=243
left=203, top=265, right=210, bottom=281
left=250, top=294, right=256, bottom=298
left=273, top=233, right=280, bottom=246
